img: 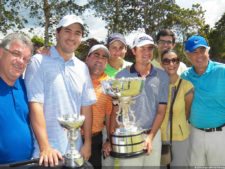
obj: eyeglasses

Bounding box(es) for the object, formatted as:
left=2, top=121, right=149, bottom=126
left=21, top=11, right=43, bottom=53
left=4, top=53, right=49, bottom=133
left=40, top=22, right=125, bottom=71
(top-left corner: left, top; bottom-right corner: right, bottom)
left=3, top=47, right=31, bottom=65
left=158, top=40, right=173, bottom=45
left=162, top=58, right=180, bottom=65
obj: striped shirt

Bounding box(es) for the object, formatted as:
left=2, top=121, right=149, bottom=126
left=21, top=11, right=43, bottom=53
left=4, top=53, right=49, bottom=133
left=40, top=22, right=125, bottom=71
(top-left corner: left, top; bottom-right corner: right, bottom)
left=25, top=47, right=96, bottom=157
left=92, top=73, right=112, bottom=133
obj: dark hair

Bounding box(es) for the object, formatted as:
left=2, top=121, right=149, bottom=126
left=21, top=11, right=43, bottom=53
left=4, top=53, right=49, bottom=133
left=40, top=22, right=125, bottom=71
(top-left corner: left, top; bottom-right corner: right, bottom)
left=161, top=49, right=177, bottom=61
left=156, top=29, right=176, bottom=44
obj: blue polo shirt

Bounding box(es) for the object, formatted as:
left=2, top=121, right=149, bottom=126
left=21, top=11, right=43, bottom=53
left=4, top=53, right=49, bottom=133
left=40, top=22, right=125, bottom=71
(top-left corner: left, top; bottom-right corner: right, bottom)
left=0, top=77, right=33, bottom=164
left=181, top=61, right=225, bottom=128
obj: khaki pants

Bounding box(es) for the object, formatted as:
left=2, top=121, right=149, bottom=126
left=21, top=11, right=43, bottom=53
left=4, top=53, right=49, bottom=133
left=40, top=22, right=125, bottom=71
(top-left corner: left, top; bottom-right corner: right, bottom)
left=188, top=125, right=225, bottom=167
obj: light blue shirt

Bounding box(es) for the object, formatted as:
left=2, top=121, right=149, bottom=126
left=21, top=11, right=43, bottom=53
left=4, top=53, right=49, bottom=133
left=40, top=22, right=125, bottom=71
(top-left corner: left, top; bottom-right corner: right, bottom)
left=25, top=47, right=96, bottom=157
left=181, top=61, right=225, bottom=128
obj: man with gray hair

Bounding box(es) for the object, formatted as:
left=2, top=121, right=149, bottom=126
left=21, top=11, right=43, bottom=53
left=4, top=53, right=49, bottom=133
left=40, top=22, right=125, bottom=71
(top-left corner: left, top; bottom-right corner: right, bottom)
left=181, top=35, right=225, bottom=167
left=0, top=33, right=34, bottom=164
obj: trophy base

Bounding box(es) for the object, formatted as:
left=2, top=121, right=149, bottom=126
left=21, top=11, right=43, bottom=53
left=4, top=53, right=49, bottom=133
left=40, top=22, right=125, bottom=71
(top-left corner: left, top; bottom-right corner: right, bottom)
left=110, top=149, right=147, bottom=158
left=64, top=153, right=84, bottom=168
left=62, top=161, right=93, bottom=169
left=110, top=129, right=146, bottom=158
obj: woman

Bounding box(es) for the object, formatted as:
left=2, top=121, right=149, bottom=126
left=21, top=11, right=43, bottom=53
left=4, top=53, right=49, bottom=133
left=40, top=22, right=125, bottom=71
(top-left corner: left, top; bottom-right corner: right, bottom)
left=160, top=50, right=193, bottom=167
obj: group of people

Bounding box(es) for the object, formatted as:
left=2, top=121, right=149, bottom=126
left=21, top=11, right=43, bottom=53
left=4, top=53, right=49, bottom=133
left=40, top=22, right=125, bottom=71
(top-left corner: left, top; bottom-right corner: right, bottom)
left=1, top=14, right=225, bottom=169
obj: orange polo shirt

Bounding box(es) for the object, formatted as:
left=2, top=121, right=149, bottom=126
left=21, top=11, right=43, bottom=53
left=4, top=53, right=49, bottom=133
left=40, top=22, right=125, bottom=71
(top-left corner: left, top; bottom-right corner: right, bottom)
left=91, top=73, right=113, bottom=134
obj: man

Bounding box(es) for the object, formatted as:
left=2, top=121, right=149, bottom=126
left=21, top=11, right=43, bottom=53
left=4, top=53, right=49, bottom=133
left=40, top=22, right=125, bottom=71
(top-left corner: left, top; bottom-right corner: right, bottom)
left=105, top=33, right=132, bottom=78
left=113, top=33, right=169, bottom=167
left=0, top=33, right=34, bottom=164
left=181, top=35, right=225, bottom=167
left=25, top=14, right=96, bottom=166
left=103, top=33, right=133, bottom=167
left=152, top=29, right=187, bottom=75
left=85, top=44, right=112, bottom=169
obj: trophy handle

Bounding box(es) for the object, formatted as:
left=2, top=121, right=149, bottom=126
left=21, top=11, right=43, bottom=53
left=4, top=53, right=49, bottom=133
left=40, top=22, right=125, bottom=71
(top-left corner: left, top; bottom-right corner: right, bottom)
left=116, top=103, right=123, bottom=126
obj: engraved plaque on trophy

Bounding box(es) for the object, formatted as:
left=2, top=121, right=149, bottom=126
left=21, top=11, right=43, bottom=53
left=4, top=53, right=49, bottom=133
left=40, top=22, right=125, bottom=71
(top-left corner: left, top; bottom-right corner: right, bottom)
left=102, top=77, right=146, bottom=158
left=58, top=114, right=85, bottom=167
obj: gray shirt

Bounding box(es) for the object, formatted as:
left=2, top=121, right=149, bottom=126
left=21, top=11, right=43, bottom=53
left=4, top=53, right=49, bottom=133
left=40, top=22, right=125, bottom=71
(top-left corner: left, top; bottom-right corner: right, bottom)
left=116, top=64, right=169, bottom=129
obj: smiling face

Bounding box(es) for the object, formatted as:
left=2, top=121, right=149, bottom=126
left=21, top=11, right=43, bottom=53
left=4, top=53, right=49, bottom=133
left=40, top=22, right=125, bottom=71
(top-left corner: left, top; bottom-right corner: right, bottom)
left=161, top=51, right=180, bottom=76
left=108, top=40, right=127, bottom=61
left=0, top=40, right=32, bottom=86
left=86, top=48, right=108, bottom=78
left=56, top=23, right=83, bottom=59
left=132, top=44, right=155, bottom=65
left=186, top=47, right=210, bottom=75
left=157, top=35, right=175, bottom=55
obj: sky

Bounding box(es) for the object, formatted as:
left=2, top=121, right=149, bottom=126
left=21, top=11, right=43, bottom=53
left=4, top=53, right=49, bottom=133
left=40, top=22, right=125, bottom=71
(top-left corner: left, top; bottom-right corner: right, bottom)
left=176, top=0, right=225, bottom=27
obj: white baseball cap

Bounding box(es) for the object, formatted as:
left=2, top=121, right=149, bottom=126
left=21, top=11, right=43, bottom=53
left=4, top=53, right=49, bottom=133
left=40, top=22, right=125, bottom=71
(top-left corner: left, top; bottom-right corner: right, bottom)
left=132, top=33, right=156, bottom=48
left=88, top=44, right=110, bottom=58
left=57, top=14, right=84, bottom=29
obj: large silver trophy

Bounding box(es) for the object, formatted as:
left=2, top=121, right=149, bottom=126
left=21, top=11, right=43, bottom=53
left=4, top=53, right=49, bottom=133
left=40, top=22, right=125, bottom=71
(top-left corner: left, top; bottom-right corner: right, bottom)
left=57, top=114, right=85, bottom=167
left=102, top=77, right=146, bottom=158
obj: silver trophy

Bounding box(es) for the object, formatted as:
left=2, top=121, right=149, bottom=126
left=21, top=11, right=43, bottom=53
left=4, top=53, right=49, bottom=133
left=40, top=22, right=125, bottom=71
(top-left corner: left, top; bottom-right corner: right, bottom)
left=102, top=77, right=146, bottom=158
left=57, top=114, right=85, bottom=167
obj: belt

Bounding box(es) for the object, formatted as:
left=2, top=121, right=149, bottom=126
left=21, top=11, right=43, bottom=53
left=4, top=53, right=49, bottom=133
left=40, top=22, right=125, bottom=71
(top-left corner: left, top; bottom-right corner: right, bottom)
left=92, top=131, right=102, bottom=137
left=197, top=123, right=225, bottom=132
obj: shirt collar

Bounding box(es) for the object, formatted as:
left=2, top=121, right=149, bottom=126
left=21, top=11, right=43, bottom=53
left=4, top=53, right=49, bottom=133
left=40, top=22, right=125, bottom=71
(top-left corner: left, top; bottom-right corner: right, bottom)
left=130, top=63, right=156, bottom=77
left=190, top=60, right=212, bottom=77
left=50, top=46, right=76, bottom=65
left=0, top=76, right=21, bottom=90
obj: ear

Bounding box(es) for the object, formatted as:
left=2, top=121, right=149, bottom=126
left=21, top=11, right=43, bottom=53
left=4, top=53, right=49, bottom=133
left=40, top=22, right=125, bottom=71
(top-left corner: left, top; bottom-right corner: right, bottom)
left=85, top=55, right=89, bottom=63
left=55, top=31, right=59, bottom=41
left=0, top=47, right=3, bottom=59
left=185, top=52, right=191, bottom=62
left=172, top=43, right=176, bottom=49
left=131, top=48, right=136, bottom=56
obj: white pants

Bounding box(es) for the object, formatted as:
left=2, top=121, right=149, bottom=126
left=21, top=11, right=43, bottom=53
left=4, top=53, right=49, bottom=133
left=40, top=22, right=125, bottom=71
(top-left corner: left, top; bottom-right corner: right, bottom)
left=188, top=125, right=225, bottom=167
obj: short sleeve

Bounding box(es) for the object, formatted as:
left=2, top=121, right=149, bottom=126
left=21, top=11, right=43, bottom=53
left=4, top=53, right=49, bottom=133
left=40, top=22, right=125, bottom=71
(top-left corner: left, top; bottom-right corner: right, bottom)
left=24, top=54, right=44, bottom=103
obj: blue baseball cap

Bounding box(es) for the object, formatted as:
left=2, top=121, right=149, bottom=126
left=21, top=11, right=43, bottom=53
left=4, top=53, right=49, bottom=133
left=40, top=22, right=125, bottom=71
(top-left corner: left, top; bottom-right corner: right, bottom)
left=185, top=35, right=209, bottom=53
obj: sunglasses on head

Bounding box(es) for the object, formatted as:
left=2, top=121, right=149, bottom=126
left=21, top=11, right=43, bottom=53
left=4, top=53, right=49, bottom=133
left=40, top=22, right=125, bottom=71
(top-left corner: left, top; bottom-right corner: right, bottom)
left=162, top=58, right=180, bottom=65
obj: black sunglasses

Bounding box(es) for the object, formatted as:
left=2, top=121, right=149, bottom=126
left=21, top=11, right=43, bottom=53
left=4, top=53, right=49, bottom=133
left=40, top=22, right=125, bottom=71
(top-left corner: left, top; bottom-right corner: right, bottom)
left=162, top=58, right=180, bottom=65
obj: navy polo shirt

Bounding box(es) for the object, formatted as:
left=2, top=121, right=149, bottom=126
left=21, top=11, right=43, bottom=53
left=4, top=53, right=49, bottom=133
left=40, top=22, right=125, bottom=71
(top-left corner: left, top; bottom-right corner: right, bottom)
left=0, top=77, right=33, bottom=164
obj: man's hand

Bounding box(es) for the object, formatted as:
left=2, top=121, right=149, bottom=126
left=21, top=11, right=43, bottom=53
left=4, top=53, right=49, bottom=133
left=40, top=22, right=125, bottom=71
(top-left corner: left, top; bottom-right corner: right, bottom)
left=36, top=46, right=50, bottom=55
left=80, top=142, right=91, bottom=161
left=39, top=147, right=63, bottom=167
left=102, top=140, right=112, bottom=158
left=144, top=134, right=153, bottom=155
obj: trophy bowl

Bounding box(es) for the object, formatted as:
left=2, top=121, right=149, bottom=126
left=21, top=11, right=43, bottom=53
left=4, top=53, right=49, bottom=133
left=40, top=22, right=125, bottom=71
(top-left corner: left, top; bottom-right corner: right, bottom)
left=58, top=114, right=85, bottom=167
left=102, top=77, right=146, bottom=158
left=101, top=77, right=144, bottom=98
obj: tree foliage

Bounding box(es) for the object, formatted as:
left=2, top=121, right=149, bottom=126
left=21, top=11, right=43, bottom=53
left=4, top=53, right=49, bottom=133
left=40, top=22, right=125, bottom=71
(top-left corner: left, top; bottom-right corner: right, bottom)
left=0, top=0, right=26, bottom=33
left=1, top=0, right=88, bottom=45
left=89, top=0, right=206, bottom=39
left=208, top=12, right=225, bottom=62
